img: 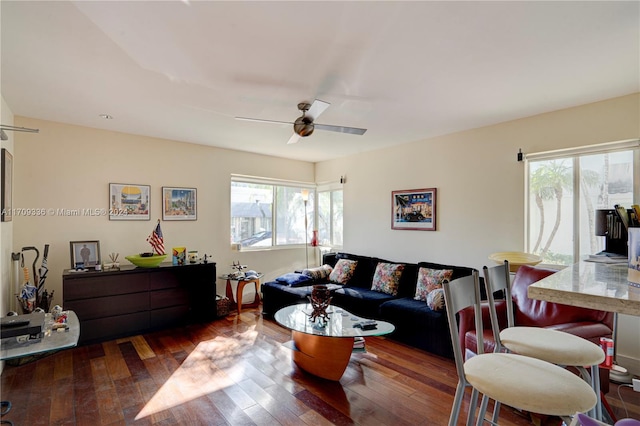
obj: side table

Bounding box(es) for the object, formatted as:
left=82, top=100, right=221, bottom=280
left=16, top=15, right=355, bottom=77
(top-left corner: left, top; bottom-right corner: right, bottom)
left=1, top=311, right=80, bottom=426
left=222, top=274, right=263, bottom=314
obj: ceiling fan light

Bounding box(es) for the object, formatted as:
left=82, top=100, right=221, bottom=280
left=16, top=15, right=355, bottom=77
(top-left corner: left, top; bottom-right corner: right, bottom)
left=294, top=117, right=314, bottom=137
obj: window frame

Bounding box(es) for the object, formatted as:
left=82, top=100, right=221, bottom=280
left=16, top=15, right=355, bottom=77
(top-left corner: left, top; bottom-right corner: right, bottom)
left=230, top=175, right=315, bottom=251
left=316, top=182, right=344, bottom=249
left=524, top=139, right=640, bottom=264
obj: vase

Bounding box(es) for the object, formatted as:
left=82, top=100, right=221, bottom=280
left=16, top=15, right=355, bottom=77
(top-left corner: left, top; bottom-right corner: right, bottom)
left=310, top=230, right=319, bottom=247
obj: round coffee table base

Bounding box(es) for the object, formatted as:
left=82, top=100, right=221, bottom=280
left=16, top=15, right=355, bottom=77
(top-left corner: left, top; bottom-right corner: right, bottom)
left=291, top=331, right=354, bottom=381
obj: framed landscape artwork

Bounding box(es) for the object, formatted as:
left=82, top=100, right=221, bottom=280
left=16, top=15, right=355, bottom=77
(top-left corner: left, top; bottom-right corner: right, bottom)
left=109, top=183, right=150, bottom=220
left=392, top=188, right=437, bottom=231
left=162, top=187, right=197, bottom=221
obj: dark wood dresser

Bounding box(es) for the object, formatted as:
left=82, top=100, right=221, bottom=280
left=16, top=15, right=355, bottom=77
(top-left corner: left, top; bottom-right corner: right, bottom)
left=62, top=262, right=217, bottom=344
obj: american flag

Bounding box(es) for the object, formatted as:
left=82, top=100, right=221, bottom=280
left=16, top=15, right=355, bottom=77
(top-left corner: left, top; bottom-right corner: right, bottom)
left=147, top=221, right=165, bottom=255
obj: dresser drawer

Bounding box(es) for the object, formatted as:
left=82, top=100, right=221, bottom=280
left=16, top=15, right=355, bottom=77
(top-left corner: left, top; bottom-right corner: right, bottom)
left=66, top=292, right=149, bottom=321
left=79, top=312, right=149, bottom=344
left=150, top=288, right=189, bottom=309
left=64, top=274, right=149, bottom=300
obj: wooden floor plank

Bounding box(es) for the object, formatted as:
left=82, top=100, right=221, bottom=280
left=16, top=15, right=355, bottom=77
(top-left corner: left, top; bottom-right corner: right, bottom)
left=1, top=305, right=638, bottom=425
left=207, top=387, right=258, bottom=426
left=102, top=339, right=131, bottom=381
left=117, top=335, right=156, bottom=360
left=135, top=377, right=176, bottom=424
left=50, top=375, right=75, bottom=423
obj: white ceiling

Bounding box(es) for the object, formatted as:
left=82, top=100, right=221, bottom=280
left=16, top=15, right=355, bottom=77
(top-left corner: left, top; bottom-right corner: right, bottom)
left=1, top=1, right=638, bottom=162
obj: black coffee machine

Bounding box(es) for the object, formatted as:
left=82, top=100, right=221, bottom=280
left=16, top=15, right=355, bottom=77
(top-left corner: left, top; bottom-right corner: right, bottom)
left=595, top=208, right=632, bottom=256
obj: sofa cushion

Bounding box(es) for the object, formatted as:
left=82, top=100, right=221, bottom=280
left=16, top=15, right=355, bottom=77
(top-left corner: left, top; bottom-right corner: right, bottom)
left=329, top=259, right=358, bottom=284
left=378, top=297, right=453, bottom=358
left=331, top=287, right=396, bottom=319
left=414, top=267, right=453, bottom=301
left=336, top=253, right=379, bottom=289
left=276, top=272, right=312, bottom=287
left=426, top=288, right=445, bottom=311
left=370, top=262, right=405, bottom=296
left=302, top=264, right=333, bottom=281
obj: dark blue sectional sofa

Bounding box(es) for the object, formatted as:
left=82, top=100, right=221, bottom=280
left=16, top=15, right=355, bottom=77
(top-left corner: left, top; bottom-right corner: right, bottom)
left=262, top=252, right=475, bottom=359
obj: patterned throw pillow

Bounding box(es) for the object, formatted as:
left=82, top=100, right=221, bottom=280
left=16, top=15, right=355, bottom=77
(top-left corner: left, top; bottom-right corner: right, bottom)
left=302, top=264, right=333, bottom=281
left=427, top=288, right=445, bottom=311
left=414, top=267, right=453, bottom=302
left=370, top=262, right=405, bottom=296
left=328, top=259, right=358, bottom=285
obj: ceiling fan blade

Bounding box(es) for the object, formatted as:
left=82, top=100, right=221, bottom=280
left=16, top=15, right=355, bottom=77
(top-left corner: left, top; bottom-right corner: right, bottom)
left=314, top=123, right=367, bottom=135
left=235, top=117, right=293, bottom=126
left=307, top=99, right=330, bottom=121
left=287, top=133, right=301, bottom=145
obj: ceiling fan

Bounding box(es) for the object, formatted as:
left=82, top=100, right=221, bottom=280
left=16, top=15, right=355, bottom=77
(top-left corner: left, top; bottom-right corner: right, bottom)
left=235, top=99, right=367, bottom=145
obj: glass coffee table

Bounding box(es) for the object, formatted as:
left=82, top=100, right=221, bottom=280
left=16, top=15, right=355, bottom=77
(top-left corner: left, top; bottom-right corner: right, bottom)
left=274, top=304, right=395, bottom=380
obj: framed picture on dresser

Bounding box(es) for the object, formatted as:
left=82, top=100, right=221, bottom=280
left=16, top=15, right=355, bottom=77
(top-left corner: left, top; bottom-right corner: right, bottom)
left=70, top=240, right=101, bottom=269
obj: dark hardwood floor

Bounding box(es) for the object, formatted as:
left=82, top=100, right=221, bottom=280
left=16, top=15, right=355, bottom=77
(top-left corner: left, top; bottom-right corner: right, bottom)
left=1, top=307, right=638, bottom=425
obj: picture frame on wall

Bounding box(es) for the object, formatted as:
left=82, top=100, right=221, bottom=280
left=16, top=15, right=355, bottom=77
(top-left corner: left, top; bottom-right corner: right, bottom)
left=109, top=183, right=150, bottom=220
left=392, top=188, right=437, bottom=231
left=162, top=187, right=197, bottom=221
left=1, top=148, right=12, bottom=222
left=70, top=240, right=101, bottom=269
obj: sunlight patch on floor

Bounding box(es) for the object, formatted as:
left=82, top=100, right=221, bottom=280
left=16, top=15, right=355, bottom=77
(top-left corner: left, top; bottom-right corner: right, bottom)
left=136, top=329, right=259, bottom=419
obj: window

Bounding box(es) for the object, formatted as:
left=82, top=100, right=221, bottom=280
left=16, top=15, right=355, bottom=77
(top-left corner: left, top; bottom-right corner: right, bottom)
left=317, top=188, right=343, bottom=247
left=230, top=176, right=314, bottom=249
left=525, top=140, right=639, bottom=265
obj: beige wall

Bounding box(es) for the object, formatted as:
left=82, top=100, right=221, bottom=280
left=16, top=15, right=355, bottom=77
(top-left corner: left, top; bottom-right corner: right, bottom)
left=1, top=95, right=15, bottom=375
left=10, top=117, right=315, bottom=308
left=316, top=93, right=640, bottom=373
left=1, top=96, right=14, bottom=317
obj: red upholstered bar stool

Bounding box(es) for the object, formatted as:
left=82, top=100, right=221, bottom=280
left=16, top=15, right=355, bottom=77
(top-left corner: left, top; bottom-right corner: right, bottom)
left=443, top=271, right=597, bottom=426
left=483, top=261, right=606, bottom=422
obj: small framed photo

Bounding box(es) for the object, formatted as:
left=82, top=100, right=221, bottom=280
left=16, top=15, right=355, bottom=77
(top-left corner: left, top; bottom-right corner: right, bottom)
left=162, top=187, right=197, bottom=221
left=109, top=183, right=150, bottom=220
left=70, top=240, right=101, bottom=269
left=392, top=188, right=437, bottom=231
left=1, top=149, right=12, bottom=222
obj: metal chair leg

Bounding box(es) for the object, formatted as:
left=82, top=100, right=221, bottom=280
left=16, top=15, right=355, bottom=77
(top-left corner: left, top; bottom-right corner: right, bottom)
left=448, top=382, right=467, bottom=426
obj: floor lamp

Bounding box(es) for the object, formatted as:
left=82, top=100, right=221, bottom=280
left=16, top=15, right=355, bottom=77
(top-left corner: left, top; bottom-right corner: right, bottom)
left=301, top=190, right=309, bottom=269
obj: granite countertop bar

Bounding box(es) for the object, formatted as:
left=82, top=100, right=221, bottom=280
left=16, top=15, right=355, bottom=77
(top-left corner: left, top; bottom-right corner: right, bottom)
left=528, top=261, right=640, bottom=316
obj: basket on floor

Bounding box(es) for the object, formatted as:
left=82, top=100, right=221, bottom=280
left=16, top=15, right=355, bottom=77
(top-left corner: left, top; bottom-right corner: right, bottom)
left=216, top=295, right=230, bottom=317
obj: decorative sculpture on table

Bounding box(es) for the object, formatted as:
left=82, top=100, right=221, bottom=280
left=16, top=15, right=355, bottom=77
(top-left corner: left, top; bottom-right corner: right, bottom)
left=308, top=285, right=332, bottom=325
left=230, top=261, right=247, bottom=279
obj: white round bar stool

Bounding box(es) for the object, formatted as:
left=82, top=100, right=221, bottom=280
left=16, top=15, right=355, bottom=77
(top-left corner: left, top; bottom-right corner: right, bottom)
left=443, top=272, right=597, bottom=426
left=465, top=353, right=597, bottom=421
left=483, top=261, right=605, bottom=421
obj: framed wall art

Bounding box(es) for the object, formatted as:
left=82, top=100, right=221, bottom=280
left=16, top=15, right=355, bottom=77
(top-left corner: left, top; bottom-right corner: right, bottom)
left=109, top=183, right=150, bottom=220
left=1, top=148, right=12, bottom=222
left=70, top=240, right=101, bottom=269
left=392, top=188, right=437, bottom=231
left=162, top=187, right=197, bottom=221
